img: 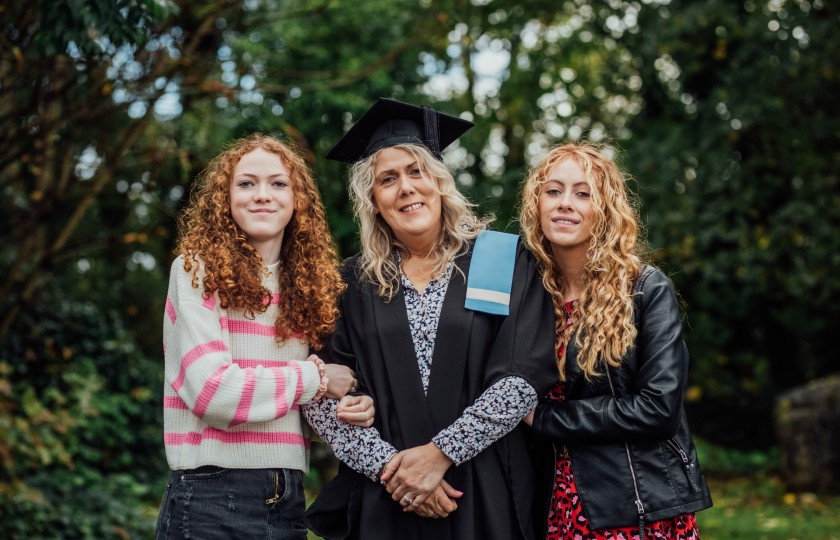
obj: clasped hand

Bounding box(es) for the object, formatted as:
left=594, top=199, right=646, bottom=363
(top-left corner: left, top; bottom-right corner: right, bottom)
left=309, top=356, right=375, bottom=428
left=336, top=394, right=374, bottom=427
left=316, top=357, right=358, bottom=399
left=379, top=443, right=462, bottom=518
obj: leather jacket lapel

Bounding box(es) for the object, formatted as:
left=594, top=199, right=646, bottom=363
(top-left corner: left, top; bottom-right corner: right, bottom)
left=563, top=331, right=584, bottom=391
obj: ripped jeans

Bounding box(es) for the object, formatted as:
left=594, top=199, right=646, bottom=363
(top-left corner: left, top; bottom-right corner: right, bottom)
left=155, top=467, right=307, bottom=539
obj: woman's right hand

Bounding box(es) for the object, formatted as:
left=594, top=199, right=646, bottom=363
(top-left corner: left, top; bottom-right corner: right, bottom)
left=323, top=362, right=357, bottom=399
left=523, top=408, right=535, bottom=426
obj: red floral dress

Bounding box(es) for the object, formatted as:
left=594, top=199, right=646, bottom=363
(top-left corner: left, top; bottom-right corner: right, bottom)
left=545, top=302, right=699, bottom=540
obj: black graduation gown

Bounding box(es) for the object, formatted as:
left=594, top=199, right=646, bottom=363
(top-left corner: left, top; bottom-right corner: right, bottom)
left=305, top=240, right=557, bottom=540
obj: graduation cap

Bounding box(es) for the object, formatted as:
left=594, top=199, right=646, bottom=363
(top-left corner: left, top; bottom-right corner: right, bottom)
left=325, top=98, right=474, bottom=163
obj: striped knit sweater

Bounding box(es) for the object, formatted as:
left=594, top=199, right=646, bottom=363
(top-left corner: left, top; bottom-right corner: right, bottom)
left=162, top=255, right=321, bottom=472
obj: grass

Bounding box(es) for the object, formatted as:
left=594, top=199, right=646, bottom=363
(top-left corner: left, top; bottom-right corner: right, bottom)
left=306, top=473, right=840, bottom=540
left=304, top=439, right=840, bottom=540
left=697, top=475, right=840, bottom=540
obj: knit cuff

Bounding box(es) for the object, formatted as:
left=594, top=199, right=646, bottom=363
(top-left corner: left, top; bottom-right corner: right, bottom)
left=309, top=355, right=328, bottom=400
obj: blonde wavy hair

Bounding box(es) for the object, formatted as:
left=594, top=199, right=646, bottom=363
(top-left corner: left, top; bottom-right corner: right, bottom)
left=520, top=142, right=644, bottom=380
left=349, top=144, right=491, bottom=299
left=177, top=133, right=345, bottom=350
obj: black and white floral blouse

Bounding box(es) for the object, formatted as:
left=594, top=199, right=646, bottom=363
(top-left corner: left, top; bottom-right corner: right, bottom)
left=302, top=261, right=537, bottom=481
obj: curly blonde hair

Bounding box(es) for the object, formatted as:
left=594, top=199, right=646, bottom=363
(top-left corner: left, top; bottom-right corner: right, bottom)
left=177, top=134, right=345, bottom=350
left=348, top=144, right=492, bottom=299
left=520, top=142, right=644, bottom=380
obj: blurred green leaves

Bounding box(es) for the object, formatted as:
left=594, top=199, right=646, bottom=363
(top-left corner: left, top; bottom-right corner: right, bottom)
left=2, top=0, right=839, bottom=535
left=30, top=0, right=172, bottom=58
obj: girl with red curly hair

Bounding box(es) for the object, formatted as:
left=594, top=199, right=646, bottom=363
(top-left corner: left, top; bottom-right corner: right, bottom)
left=155, top=134, right=372, bottom=540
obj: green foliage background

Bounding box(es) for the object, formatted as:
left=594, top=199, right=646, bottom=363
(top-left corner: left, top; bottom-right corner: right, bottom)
left=1, top=0, right=838, bottom=537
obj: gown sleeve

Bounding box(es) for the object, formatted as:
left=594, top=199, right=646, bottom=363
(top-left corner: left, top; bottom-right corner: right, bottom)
left=431, top=375, right=537, bottom=464
left=432, top=242, right=556, bottom=463
left=302, top=258, right=398, bottom=481
left=302, top=398, right=397, bottom=481
left=480, top=242, right=558, bottom=396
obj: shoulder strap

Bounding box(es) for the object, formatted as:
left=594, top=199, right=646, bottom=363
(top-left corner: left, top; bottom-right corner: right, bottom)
left=464, top=230, right=519, bottom=315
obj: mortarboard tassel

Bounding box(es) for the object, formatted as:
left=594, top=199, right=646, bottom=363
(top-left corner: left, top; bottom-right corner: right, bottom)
left=422, top=106, right=441, bottom=159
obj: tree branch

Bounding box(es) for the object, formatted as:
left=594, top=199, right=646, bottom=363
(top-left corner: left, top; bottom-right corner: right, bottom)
left=0, top=1, right=238, bottom=339
left=259, top=34, right=420, bottom=94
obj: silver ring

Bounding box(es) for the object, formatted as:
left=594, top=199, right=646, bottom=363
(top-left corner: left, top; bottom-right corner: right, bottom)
left=402, top=495, right=414, bottom=504
left=428, top=512, right=435, bottom=518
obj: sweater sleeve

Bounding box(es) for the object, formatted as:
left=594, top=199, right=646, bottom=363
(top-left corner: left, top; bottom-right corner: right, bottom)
left=163, top=258, right=322, bottom=430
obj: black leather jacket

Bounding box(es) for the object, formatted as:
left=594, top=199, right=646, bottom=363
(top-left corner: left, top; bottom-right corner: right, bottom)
left=532, top=266, right=712, bottom=533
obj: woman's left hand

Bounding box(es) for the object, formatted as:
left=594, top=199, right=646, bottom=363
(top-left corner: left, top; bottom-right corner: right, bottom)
left=381, top=442, right=453, bottom=509
left=336, top=394, right=375, bottom=427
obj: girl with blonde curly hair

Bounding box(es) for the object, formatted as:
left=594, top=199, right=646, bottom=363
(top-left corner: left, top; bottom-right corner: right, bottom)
left=521, top=142, right=712, bottom=539
left=156, top=134, right=373, bottom=540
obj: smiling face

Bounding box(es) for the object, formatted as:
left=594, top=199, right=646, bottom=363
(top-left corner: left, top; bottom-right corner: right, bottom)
left=538, top=157, right=595, bottom=260
left=229, top=148, right=295, bottom=263
left=371, top=146, right=442, bottom=250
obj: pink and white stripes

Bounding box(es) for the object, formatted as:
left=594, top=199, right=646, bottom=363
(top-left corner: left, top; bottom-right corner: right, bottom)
left=161, top=256, right=321, bottom=472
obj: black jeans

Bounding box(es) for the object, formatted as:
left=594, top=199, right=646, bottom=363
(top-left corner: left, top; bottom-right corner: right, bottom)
left=156, top=467, right=307, bottom=539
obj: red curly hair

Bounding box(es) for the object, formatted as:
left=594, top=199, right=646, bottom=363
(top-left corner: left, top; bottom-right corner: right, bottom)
left=177, top=134, right=345, bottom=350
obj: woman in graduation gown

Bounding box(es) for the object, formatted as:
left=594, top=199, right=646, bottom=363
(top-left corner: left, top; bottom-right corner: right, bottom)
left=301, top=98, right=557, bottom=540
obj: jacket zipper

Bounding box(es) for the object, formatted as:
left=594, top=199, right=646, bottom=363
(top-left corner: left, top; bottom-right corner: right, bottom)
left=666, top=439, right=701, bottom=492
left=606, top=368, right=645, bottom=540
